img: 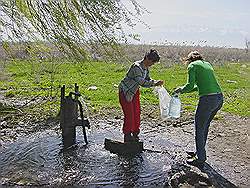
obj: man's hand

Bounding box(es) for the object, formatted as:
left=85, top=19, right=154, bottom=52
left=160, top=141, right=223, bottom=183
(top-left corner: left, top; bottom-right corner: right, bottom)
left=155, top=80, right=164, bottom=86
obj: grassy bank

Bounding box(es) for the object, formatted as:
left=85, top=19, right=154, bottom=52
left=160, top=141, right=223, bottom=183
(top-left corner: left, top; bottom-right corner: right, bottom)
left=0, top=59, right=249, bottom=117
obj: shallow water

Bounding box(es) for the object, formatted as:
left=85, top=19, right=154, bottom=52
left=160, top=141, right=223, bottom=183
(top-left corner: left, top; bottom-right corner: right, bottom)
left=0, top=125, right=177, bottom=187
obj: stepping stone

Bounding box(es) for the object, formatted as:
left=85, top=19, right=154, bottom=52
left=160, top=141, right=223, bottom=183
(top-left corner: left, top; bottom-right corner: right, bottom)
left=104, top=138, right=143, bottom=155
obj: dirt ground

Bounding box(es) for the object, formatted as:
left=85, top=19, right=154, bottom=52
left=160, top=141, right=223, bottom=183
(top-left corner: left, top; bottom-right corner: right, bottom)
left=101, top=106, right=250, bottom=187
left=0, top=95, right=249, bottom=187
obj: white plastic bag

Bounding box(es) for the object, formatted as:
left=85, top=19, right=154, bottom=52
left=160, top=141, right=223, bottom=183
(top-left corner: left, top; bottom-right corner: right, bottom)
left=169, top=95, right=181, bottom=118
left=154, top=86, right=171, bottom=120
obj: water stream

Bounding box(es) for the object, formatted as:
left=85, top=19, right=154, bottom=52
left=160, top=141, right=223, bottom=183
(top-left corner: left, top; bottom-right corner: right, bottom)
left=0, top=125, right=178, bottom=187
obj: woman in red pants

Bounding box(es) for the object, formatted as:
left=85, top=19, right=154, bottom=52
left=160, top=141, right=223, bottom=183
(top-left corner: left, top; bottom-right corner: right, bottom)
left=119, top=49, right=164, bottom=142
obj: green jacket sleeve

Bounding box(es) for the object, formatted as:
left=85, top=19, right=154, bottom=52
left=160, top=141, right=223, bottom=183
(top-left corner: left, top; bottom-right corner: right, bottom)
left=181, top=64, right=197, bottom=93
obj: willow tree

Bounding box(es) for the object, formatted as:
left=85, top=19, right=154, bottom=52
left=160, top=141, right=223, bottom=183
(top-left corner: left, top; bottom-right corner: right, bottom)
left=0, top=0, right=144, bottom=60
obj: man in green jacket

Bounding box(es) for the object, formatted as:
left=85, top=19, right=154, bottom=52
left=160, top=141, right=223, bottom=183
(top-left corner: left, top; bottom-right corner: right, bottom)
left=174, top=51, right=223, bottom=168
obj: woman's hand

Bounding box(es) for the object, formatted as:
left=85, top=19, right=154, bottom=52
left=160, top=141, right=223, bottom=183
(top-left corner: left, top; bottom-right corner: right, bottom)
left=173, top=87, right=182, bottom=95
left=155, top=80, right=164, bottom=86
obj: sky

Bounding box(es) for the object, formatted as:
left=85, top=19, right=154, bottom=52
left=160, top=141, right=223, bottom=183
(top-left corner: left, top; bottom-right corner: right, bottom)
left=124, top=0, right=250, bottom=49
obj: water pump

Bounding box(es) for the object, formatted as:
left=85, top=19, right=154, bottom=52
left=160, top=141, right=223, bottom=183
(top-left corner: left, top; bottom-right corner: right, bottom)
left=60, top=83, right=90, bottom=148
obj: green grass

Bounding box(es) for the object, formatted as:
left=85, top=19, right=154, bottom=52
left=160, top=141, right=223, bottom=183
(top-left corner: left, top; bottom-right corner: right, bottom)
left=0, top=59, right=249, bottom=117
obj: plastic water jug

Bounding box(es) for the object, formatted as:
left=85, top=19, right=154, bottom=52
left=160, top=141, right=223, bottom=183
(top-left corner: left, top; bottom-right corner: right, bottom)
left=169, top=95, right=181, bottom=118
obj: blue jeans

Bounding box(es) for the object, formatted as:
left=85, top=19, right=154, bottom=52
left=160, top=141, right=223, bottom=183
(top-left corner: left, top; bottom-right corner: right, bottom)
left=195, top=93, right=223, bottom=162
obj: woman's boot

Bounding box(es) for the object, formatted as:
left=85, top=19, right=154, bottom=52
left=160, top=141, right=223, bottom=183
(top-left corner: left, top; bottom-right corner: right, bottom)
left=132, top=132, right=139, bottom=142
left=124, top=133, right=133, bottom=142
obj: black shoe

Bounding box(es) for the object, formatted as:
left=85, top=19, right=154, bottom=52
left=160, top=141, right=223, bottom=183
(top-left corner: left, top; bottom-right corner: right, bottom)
left=186, top=158, right=205, bottom=168
left=186, top=151, right=196, bottom=158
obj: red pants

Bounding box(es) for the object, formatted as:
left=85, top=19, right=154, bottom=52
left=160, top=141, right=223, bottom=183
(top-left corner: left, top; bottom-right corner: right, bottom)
left=119, top=90, right=140, bottom=134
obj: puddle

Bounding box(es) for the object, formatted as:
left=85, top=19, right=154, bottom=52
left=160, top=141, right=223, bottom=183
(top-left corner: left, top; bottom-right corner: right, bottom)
left=0, top=126, right=176, bottom=187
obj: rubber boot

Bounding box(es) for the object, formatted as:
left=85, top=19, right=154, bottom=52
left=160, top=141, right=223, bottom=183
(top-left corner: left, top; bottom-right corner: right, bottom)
left=124, top=133, right=133, bottom=142
left=132, top=132, right=139, bottom=142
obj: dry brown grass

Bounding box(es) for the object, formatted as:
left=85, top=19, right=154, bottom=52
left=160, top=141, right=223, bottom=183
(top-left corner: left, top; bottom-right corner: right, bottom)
left=120, top=44, right=250, bottom=65
left=0, top=42, right=249, bottom=65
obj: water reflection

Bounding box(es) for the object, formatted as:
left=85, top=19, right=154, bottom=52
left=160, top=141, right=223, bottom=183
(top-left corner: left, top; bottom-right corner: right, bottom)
left=0, top=128, right=172, bottom=187
left=117, top=155, right=143, bottom=186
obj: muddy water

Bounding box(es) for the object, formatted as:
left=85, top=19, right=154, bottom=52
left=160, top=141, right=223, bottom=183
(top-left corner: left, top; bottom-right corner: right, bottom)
left=0, top=125, right=177, bottom=187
